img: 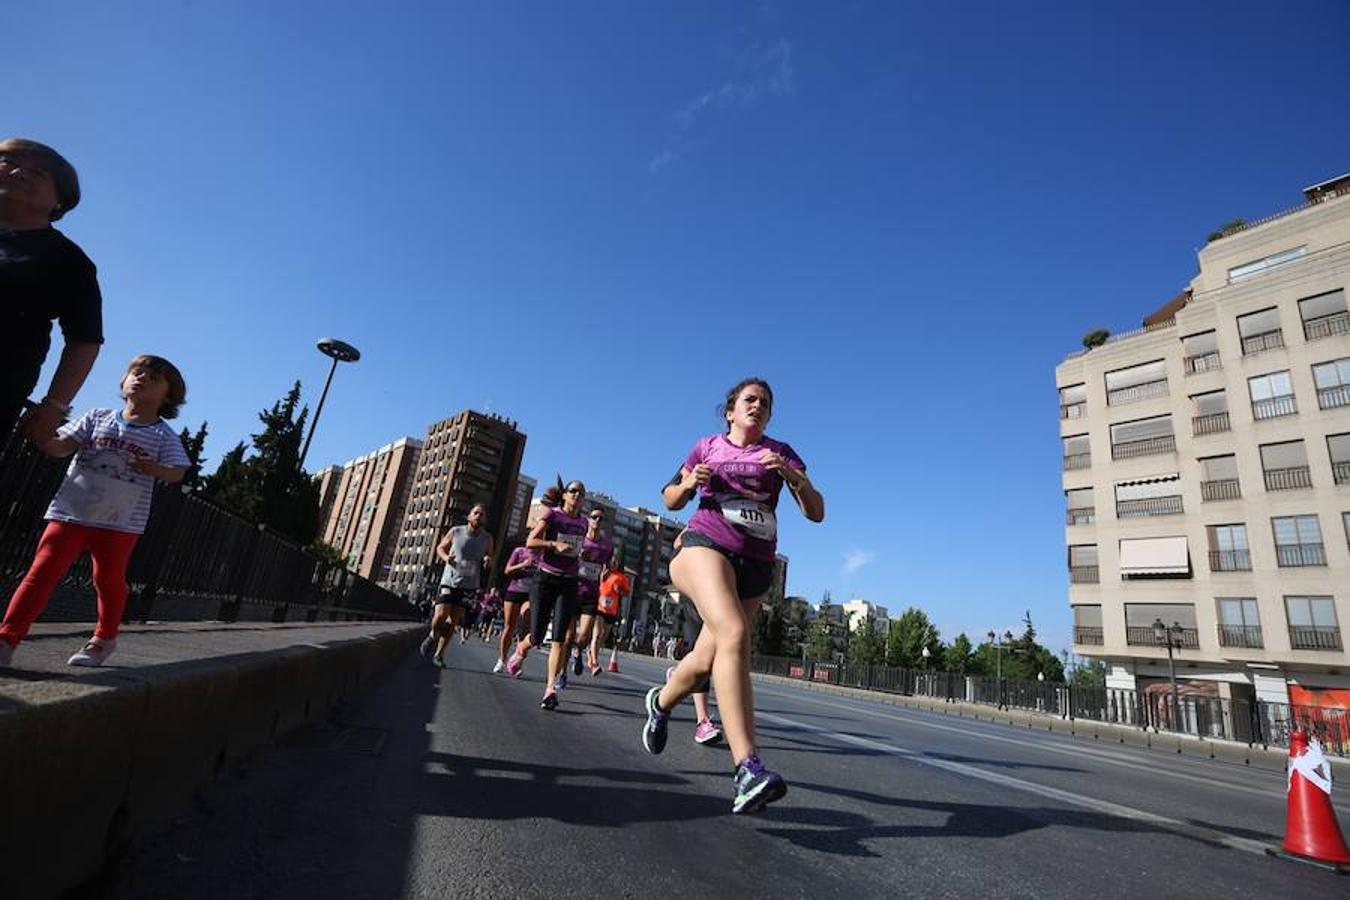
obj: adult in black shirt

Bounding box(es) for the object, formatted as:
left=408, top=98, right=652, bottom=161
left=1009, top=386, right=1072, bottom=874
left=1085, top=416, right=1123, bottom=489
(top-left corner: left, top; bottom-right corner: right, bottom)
left=0, top=138, right=103, bottom=442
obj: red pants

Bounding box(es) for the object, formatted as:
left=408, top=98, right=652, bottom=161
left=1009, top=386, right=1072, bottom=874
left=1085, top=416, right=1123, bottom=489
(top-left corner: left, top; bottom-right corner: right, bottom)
left=0, top=520, right=140, bottom=647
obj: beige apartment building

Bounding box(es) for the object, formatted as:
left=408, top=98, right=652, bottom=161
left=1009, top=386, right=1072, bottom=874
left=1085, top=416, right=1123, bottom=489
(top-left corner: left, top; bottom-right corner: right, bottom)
left=1057, top=173, right=1350, bottom=708
left=316, top=437, right=421, bottom=582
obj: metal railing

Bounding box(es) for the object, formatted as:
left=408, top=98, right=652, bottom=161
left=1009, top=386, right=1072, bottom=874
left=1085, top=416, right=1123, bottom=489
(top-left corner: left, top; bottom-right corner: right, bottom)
left=1318, top=385, right=1350, bottom=410
left=1289, top=625, right=1343, bottom=651
left=1066, top=507, right=1095, bottom=526
left=1192, top=412, right=1230, bottom=435
left=749, top=654, right=1350, bottom=757
left=1208, top=549, right=1251, bottom=572
left=1073, top=626, right=1103, bottom=645
left=1334, top=460, right=1350, bottom=485
left=1060, top=402, right=1087, bottom=420
left=1251, top=394, right=1297, bottom=420
left=1062, top=453, right=1091, bottom=471
left=1126, top=626, right=1200, bottom=649
left=1183, top=352, right=1222, bottom=375
left=1069, top=565, right=1099, bottom=584
left=1275, top=542, right=1326, bottom=567
left=1218, top=624, right=1264, bottom=649
left=1263, top=466, right=1312, bottom=491
left=1241, top=329, right=1285, bottom=356
left=1107, top=380, right=1169, bottom=406
left=0, top=421, right=416, bottom=626
left=1303, top=310, right=1350, bottom=341
left=1200, top=478, right=1241, bottom=502
left=1115, top=495, right=1183, bottom=518
left=1111, top=434, right=1175, bottom=460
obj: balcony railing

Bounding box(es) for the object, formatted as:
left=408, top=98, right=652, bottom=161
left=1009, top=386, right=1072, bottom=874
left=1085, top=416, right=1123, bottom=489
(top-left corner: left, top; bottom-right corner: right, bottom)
left=1241, top=329, right=1285, bottom=356
left=1060, top=402, right=1087, bottom=420
left=1264, top=466, right=1312, bottom=491
left=1063, top=453, right=1091, bottom=471
left=1111, top=434, right=1175, bottom=460
left=1073, top=626, right=1104, bottom=646
left=1304, top=311, right=1350, bottom=342
left=1184, top=352, right=1222, bottom=375
left=1200, top=478, right=1241, bottom=502
left=1218, top=624, right=1264, bottom=649
left=1290, top=625, right=1343, bottom=651
left=1334, top=461, right=1350, bottom=486
left=1208, top=549, right=1252, bottom=572
left=1276, top=543, right=1326, bottom=567
left=1193, top=412, right=1230, bottom=435
left=1318, top=385, right=1350, bottom=410
left=1251, top=394, right=1297, bottom=421
left=1116, top=495, right=1183, bottom=518
left=1066, top=507, right=1096, bottom=526
left=1126, top=626, right=1200, bottom=649
left=1069, top=565, right=1099, bottom=584
left=1107, top=380, right=1169, bottom=406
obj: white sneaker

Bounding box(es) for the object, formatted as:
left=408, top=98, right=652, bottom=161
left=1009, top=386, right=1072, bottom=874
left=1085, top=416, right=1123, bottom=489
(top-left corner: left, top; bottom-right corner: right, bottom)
left=492, top=659, right=505, bottom=674
left=68, top=637, right=117, bottom=667
left=0, top=641, right=15, bottom=668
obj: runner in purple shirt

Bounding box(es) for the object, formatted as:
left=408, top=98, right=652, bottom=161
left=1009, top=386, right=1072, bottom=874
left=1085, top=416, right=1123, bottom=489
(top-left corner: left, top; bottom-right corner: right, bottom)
left=569, top=508, right=613, bottom=677
left=494, top=544, right=539, bottom=673
left=639, top=378, right=825, bottom=815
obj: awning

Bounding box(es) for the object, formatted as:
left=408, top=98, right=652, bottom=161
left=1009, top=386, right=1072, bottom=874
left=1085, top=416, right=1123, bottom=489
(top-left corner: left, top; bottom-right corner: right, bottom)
left=1119, top=536, right=1189, bottom=575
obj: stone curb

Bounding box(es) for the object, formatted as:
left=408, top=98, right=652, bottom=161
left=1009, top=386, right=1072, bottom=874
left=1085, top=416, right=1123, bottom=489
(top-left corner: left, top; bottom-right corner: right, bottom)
left=0, top=623, right=422, bottom=900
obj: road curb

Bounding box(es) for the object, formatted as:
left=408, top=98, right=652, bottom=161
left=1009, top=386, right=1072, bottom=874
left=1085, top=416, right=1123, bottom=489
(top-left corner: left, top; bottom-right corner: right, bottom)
left=0, top=623, right=422, bottom=900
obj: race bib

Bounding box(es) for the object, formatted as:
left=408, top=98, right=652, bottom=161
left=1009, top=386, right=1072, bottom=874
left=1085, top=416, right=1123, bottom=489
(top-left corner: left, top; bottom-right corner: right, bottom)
left=579, top=560, right=602, bottom=581
left=721, top=498, right=776, bottom=541
left=61, top=471, right=142, bottom=526
left=598, top=593, right=621, bottom=616
left=558, top=533, right=584, bottom=555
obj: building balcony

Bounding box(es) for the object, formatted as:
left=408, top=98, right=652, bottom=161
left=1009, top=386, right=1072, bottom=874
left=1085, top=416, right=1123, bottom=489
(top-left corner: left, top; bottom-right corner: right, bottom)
left=1184, top=352, right=1222, bottom=375
left=1060, top=402, right=1087, bottom=420
left=1289, top=625, right=1343, bottom=651
left=1275, top=543, right=1326, bottom=567
left=1208, top=549, right=1252, bottom=572
left=1263, top=466, right=1312, bottom=491
left=1304, top=311, right=1350, bottom=342
left=1200, top=478, right=1242, bottom=502
left=1126, top=626, right=1200, bottom=649
left=1218, top=624, right=1264, bottom=649
left=1334, top=461, right=1350, bottom=486
left=1111, top=435, right=1175, bottom=460
left=1108, top=380, right=1169, bottom=406
left=1063, top=453, right=1091, bottom=471
left=1116, top=495, right=1183, bottom=518
left=1251, top=394, right=1297, bottom=421
left=1318, top=385, right=1350, bottom=410
left=1069, top=565, right=1099, bottom=584
left=1241, top=329, right=1285, bottom=356
left=1073, top=626, right=1104, bottom=646
left=1193, top=412, right=1230, bottom=436
left=1066, top=507, right=1096, bottom=526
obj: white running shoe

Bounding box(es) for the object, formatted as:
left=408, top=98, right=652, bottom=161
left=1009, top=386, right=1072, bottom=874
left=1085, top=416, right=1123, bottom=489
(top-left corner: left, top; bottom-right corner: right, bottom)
left=0, top=641, right=15, bottom=668
left=492, top=659, right=505, bottom=674
left=68, top=637, right=117, bottom=667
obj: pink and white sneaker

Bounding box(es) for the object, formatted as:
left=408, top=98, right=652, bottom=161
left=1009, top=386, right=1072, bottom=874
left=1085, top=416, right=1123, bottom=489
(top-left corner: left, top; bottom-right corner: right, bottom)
left=694, top=717, right=723, bottom=746
left=68, top=637, right=117, bottom=667
left=506, top=650, right=525, bottom=678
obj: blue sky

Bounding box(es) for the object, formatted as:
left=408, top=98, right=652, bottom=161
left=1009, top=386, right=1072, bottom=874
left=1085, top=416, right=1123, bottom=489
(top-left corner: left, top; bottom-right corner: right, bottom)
left=13, top=1, right=1350, bottom=653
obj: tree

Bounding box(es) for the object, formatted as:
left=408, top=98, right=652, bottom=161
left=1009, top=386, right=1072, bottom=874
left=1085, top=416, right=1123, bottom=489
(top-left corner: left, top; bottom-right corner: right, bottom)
left=1206, top=218, right=1247, bottom=243
left=1071, top=658, right=1107, bottom=688
left=751, top=603, right=785, bottom=656
left=807, top=595, right=838, bottom=662
left=943, top=633, right=974, bottom=674
left=1081, top=329, right=1110, bottom=350
left=306, top=539, right=347, bottom=569
left=848, top=615, right=887, bottom=666
left=886, top=607, right=941, bottom=668
left=178, top=421, right=209, bottom=491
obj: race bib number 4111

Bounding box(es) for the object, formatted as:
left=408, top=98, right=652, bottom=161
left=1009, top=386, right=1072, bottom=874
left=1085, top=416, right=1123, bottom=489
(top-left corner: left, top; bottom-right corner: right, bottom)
left=720, top=498, right=776, bottom=541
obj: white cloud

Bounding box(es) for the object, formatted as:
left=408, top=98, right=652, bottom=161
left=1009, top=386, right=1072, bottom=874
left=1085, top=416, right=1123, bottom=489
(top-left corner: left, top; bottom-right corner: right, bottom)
left=841, top=548, right=874, bottom=579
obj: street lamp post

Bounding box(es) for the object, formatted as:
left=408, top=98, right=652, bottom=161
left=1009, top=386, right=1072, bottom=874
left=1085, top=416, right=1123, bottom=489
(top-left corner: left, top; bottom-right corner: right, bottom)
left=1152, top=617, right=1185, bottom=731
left=298, top=338, right=361, bottom=471
left=987, top=629, right=1013, bottom=708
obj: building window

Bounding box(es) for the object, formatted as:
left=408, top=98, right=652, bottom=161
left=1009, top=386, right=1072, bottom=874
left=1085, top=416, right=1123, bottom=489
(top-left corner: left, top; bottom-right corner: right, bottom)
left=1106, top=360, right=1168, bottom=406
left=1237, top=308, right=1285, bottom=356
left=1073, top=605, right=1103, bottom=645
left=1182, top=330, right=1221, bottom=374
left=1124, top=603, right=1199, bottom=647
left=1272, top=515, right=1325, bottom=567
left=1299, top=289, right=1349, bottom=342
left=1313, top=357, right=1350, bottom=410
left=1110, top=415, right=1175, bottom=460
left=1261, top=440, right=1311, bottom=491
left=1115, top=474, right=1183, bottom=518
left=1228, top=245, right=1305, bottom=283
left=1118, top=536, right=1190, bottom=579
left=1059, top=383, right=1087, bottom=420
left=1065, top=488, right=1094, bottom=525
left=1068, top=544, right=1098, bottom=583
left=1285, top=596, right=1342, bottom=651
left=1207, top=524, right=1251, bottom=572
left=1217, top=598, right=1263, bottom=648
left=1199, top=454, right=1241, bottom=502
left=1191, top=390, right=1230, bottom=436
left=1329, top=434, right=1350, bottom=486
left=1063, top=434, right=1091, bottom=471
left=1248, top=370, right=1297, bottom=420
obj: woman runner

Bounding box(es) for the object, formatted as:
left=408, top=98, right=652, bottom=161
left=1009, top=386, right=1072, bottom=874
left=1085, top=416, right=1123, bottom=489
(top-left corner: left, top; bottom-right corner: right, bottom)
left=589, top=553, right=630, bottom=675
left=494, top=543, right=538, bottom=673
left=640, top=378, right=824, bottom=814
left=568, top=507, right=612, bottom=680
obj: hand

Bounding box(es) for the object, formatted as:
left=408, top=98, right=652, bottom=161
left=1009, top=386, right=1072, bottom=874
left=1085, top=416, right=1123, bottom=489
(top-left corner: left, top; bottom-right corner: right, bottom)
left=682, top=464, right=711, bottom=492
left=18, top=402, right=64, bottom=444
left=760, top=451, right=802, bottom=488
left=554, top=540, right=575, bottom=556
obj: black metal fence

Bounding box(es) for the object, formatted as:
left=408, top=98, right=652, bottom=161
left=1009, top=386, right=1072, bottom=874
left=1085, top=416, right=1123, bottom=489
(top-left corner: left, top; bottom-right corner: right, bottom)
left=750, top=655, right=1350, bottom=758
left=0, top=422, right=414, bottom=626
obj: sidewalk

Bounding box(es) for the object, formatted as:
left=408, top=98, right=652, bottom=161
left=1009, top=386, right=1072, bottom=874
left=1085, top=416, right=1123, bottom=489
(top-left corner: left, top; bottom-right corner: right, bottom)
left=0, top=620, right=423, bottom=900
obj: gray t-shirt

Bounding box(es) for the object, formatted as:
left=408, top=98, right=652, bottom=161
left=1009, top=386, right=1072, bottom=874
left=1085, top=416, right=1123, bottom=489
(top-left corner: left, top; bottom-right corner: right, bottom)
left=439, top=525, right=492, bottom=589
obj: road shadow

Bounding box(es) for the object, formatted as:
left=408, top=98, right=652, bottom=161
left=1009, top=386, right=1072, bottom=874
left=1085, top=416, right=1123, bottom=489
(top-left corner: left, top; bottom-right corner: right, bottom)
left=922, top=752, right=1087, bottom=774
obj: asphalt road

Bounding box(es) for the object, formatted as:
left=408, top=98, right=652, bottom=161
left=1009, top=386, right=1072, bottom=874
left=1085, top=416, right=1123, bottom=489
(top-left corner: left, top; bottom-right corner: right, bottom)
left=102, top=637, right=1350, bottom=899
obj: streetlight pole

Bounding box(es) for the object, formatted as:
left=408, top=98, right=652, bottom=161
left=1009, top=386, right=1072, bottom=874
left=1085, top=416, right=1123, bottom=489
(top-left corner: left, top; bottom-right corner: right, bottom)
left=987, top=629, right=1013, bottom=708
left=1152, top=617, right=1183, bottom=730
left=299, top=338, right=361, bottom=471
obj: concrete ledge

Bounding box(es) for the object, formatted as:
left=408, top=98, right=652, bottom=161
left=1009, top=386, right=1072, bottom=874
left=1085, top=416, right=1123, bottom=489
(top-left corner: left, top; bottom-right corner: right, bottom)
left=0, top=623, right=421, bottom=900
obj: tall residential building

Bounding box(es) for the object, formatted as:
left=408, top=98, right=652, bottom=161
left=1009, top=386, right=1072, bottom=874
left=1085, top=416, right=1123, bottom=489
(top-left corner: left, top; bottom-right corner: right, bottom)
left=506, top=474, right=536, bottom=544
left=386, top=411, right=526, bottom=597
left=1056, top=172, right=1350, bottom=708
left=841, top=598, right=890, bottom=634
left=317, top=438, right=422, bottom=582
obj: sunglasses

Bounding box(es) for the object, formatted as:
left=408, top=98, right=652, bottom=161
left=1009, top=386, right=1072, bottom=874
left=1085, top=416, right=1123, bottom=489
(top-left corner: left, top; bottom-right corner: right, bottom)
left=589, top=513, right=603, bottom=521
left=565, top=487, right=584, bottom=495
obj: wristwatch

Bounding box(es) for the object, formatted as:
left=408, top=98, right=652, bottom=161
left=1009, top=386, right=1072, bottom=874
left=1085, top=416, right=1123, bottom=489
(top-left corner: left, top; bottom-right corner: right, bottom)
left=41, top=396, right=72, bottom=414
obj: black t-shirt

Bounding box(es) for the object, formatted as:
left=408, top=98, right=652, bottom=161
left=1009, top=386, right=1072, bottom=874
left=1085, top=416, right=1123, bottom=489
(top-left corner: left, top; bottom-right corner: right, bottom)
left=0, top=226, right=103, bottom=402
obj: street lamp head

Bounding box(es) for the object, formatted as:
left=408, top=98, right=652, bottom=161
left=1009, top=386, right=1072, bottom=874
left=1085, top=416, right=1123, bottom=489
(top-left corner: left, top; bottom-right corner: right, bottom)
left=987, top=630, right=996, bottom=644
left=317, top=337, right=361, bottom=363
left=1004, top=630, right=1013, bottom=643
left=1037, top=672, right=1045, bottom=682
left=921, top=646, right=931, bottom=659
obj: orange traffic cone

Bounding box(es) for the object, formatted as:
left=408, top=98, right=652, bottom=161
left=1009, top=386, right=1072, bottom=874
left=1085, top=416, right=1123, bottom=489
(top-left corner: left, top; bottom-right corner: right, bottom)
left=607, top=644, right=620, bottom=673
left=1266, top=729, right=1350, bottom=873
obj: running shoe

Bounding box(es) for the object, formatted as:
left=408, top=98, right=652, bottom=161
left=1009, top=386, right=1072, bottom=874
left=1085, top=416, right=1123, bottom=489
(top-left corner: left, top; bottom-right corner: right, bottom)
left=433, top=655, right=446, bottom=669
left=540, top=693, right=558, bottom=711
left=68, top=638, right=117, bottom=668
left=694, top=718, right=723, bottom=746
left=731, top=755, right=787, bottom=815
left=572, top=649, right=584, bottom=676
left=553, top=672, right=568, bottom=692
left=492, top=659, right=505, bottom=674
left=419, top=633, right=436, bottom=657
left=641, top=686, right=669, bottom=755
left=506, top=650, right=524, bottom=678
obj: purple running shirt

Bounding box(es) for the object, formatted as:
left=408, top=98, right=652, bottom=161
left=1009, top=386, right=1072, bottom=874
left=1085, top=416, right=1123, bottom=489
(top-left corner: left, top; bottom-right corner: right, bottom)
left=504, top=546, right=539, bottom=595
left=536, top=507, right=587, bottom=577
left=680, top=433, right=805, bottom=561
left=577, top=532, right=613, bottom=600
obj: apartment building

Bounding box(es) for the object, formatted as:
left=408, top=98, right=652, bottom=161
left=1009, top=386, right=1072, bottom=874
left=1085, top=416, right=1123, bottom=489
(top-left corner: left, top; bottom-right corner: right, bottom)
left=842, top=598, right=890, bottom=634
left=1056, top=173, right=1350, bottom=708
left=505, top=474, right=536, bottom=544
left=317, top=437, right=421, bottom=582
left=385, top=411, right=526, bottom=597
